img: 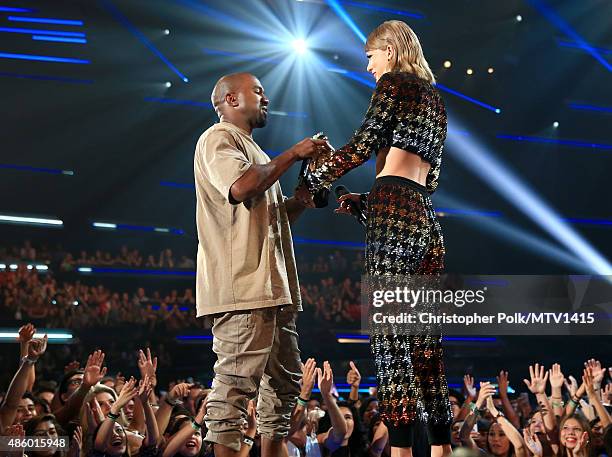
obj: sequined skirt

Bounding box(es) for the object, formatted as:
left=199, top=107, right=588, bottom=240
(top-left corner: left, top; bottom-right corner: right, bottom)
left=365, top=175, right=452, bottom=445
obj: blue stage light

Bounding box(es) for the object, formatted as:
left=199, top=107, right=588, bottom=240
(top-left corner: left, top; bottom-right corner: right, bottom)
left=529, top=0, right=611, bottom=71
left=0, top=26, right=85, bottom=37
left=32, top=35, right=87, bottom=44
left=0, top=163, right=74, bottom=175
left=0, top=71, right=93, bottom=84
left=0, top=52, right=89, bottom=64
left=8, top=16, right=84, bottom=26
left=496, top=134, right=612, bottom=150
left=448, top=126, right=612, bottom=274
left=568, top=102, right=612, bottom=114
left=435, top=83, right=502, bottom=114
left=0, top=6, right=34, bottom=13
left=341, top=1, right=424, bottom=19
left=291, top=38, right=308, bottom=55
left=326, top=0, right=367, bottom=43
left=100, top=0, right=190, bottom=83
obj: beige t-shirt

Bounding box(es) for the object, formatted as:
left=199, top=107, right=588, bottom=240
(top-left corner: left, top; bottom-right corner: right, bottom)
left=194, top=121, right=302, bottom=316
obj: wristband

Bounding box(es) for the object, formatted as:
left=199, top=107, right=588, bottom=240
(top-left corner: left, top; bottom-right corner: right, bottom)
left=493, top=410, right=504, bottom=421
left=191, top=419, right=202, bottom=430
left=107, top=411, right=120, bottom=421
left=243, top=435, right=255, bottom=447
left=551, top=400, right=564, bottom=408
left=165, top=397, right=181, bottom=407
left=297, top=397, right=309, bottom=407
left=21, top=356, right=37, bottom=366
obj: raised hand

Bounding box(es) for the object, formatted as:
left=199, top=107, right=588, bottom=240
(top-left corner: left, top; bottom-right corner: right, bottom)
left=85, top=398, right=105, bottom=429
left=64, top=361, right=81, bottom=373
left=603, top=382, right=612, bottom=404
left=300, top=358, right=317, bottom=399
left=195, top=397, right=207, bottom=425
left=522, top=429, right=543, bottom=457
left=137, top=348, right=158, bottom=387
left=317, top=361, right=334, bottom=398
left=549, top=363, right=564, bottom=389
left=168, top=382, right=192, bottom=403
left=564, top=375, right=579, bottom=397
left=18, top=323, right=36, bottom=343
left=464, top=374, right=477, bottom=400
left=523, top=363, right=549, bottom=395
left=582, top=367, right=597, bottom=396
left=137, top=375, right=153, bottom=403
left=83, top=350, right=107, bottom=388
left=111, top=377, right=138, bottom=414
left=497, top=370, right=509, bottom=396
left=585, top=359, right=605, bottom=388
left=573, top=431, right=589, bottom=455
left=115, top=372, right=126, bottom=394
left=475, top=382, right=495, bottom=409
left=67, top=426, right=82, bottom=457
left=346, top=361, right=361, bottom=388
left=245, top=400, right=256, bottom=436
left=27, top=335, right=48, bottom=360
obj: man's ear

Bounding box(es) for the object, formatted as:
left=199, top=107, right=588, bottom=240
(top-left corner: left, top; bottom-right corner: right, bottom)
left=225, top=92, right=238, bottom=107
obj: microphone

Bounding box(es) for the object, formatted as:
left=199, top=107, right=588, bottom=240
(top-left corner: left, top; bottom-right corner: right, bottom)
left=335, top=185, right=367, bottom=228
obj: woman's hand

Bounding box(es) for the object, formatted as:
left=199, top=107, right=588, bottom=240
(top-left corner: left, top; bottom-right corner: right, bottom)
left=110, top=377, right=138, bottom=415
left=335, top=193, right=361, bottom=216
left=300, top=358, right=317, bottom=400
left=522, top=429, right=543, bottom=457
left=464, top=374, right=477, bottom=401
left=475, top=382, right=495, bottom=409
left=523, top=364, right=548, bottom=395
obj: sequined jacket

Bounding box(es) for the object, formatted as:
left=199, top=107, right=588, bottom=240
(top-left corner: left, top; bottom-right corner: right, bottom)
left=304, top=71, right=447, bottom=194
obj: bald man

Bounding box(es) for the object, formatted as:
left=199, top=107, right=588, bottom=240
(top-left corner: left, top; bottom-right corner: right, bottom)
left=194, top=73, right=331, bottom=457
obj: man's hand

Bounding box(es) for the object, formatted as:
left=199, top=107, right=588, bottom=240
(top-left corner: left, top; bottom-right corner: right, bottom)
left=289, top=137, right=332, bottom=160
left=295, top=185, right=315, bottom=208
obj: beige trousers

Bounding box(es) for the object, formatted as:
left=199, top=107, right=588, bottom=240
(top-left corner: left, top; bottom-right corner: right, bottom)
left=204, top=306, right=301, bottom=452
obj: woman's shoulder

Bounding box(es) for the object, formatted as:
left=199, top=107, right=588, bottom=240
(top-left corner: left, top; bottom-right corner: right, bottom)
left=376, top=71, right=435, bottom=97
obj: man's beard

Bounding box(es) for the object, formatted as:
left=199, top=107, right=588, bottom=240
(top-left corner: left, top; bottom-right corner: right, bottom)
left=254, top=112, right=267, bottom=128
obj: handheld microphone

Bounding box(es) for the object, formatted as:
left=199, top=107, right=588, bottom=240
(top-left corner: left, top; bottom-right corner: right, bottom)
left=335, top=185, right=367, bottom=228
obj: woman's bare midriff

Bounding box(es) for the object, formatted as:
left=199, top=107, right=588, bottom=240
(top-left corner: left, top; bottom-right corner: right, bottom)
left=375, top=146, right=430, bottom=185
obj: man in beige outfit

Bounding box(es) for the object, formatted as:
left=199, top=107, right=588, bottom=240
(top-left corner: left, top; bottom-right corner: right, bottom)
left=194, top=72, right=331, bottom=457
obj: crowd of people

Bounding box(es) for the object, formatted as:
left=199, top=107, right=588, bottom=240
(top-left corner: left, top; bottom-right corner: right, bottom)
left=0, top=326, right=610, bottom=457
left=1, top=245, right=365, bottom=327
left=0, top=241, right=196, bottom=271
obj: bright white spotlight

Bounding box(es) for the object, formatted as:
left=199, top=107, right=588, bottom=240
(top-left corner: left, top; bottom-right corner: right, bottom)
left=443, top=60, right=452, bottom=68
left=291, top=39, right=308, bottom=55
left=466, top=68, right=473, bottom=75
left=516, top=14, right=523, bottom=22
left=487, top=67, right=494, bottom=74
left=553, top=121, right=559, bottom=128
left=163, top=29, right=170, bottom=35
left=165, top=81, right=172, bottom=88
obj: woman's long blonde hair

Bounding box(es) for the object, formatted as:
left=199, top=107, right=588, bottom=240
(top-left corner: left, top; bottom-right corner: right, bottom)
left=365, top=20, right=435, bottom=83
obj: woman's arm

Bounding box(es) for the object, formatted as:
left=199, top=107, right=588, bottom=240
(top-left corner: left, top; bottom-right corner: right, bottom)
left=584, top=368, right=612, bottom=429
left=94, top=378, right=138, bottom=452
left=497, top=370, right=520, bottom=428
left=303, top=73, right=401, bottom=193
left=317, top=362, right=347, bottom=451
left=136, top=376, right=159, bottom=447
left=523, top=364, right=555, bottom=436
left=486, top=396, right=527, bottom=457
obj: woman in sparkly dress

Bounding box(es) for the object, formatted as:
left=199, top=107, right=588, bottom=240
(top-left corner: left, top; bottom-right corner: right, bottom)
left=298, top=21, right=452, bottom=457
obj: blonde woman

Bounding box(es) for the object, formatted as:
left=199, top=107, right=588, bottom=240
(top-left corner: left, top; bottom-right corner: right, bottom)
left=298, top=21, right=452, bottom=457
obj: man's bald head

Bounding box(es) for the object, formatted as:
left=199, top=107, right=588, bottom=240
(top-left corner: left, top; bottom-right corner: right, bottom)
left=211, top=72, right=254, bottom=117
